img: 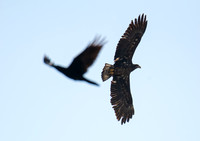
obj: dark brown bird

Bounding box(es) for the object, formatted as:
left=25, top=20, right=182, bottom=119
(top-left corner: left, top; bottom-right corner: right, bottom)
left=44, top=36, right=106, bottom=86
left=101, top=14, right=147, bottom=124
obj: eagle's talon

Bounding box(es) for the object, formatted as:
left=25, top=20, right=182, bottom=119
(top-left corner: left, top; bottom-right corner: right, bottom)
left=111, top=80, right=117, bottom=84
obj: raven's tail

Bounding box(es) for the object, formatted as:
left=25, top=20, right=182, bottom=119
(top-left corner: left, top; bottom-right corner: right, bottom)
left=101, top=63, right=114, bottom=81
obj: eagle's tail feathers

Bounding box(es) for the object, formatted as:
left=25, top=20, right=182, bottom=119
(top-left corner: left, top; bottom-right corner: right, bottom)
left=101, top=63, right=114, bottom=81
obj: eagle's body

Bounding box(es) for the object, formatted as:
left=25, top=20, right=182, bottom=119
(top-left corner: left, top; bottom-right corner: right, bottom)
left=44, top=36, right=105, bottom=86
left=101, top=14, right=147, bottom=124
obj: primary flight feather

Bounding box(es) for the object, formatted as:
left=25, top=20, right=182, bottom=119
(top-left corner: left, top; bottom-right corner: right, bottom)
left=101, top=14, right=147, bottom=124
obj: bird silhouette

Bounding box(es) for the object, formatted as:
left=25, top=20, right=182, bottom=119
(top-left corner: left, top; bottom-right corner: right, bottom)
left=44, top=36, right=106, bottom=86
left=101, top=14, right=147, bottom=124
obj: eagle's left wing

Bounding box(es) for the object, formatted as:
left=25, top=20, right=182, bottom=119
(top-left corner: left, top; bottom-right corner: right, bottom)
left=111, top=74, right=134, bottom=124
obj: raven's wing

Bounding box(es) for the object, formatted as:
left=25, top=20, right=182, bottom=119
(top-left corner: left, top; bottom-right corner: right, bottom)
left=67, top=36, right=105, bottom=75
left=114, top=14, right=147, bottom=61
left=111, top=74, right=134, bottom=124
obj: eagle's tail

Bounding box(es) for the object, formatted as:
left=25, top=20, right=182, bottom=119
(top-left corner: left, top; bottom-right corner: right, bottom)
left=101, top=63, right=114, bottom=81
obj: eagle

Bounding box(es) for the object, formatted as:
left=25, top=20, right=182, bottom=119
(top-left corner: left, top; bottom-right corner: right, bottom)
left=44, top=36, right=106, bottom=86
left=101, top=14, right=147, bottom=124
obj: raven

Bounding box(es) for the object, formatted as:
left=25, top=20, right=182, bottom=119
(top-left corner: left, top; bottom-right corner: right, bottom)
left=44, top=36, right=105, bottom=86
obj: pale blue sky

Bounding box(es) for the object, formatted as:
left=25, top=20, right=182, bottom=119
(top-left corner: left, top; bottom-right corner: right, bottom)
left=1, top=0, right=200, bottom=141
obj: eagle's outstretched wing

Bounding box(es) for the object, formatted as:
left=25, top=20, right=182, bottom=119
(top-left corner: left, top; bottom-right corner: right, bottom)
left=68, top=36, right=106, bottom=75
left=114, top=14, right=147, bottom=61
left=111, top=75, right=134, bottom=124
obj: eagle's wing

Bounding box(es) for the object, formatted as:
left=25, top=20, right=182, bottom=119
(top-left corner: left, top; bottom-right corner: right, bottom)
left=114, top=14, right=147, bottom=61
left=111, top=74, right=134, bottom=124
left=68, top=36, right=105, bottom=75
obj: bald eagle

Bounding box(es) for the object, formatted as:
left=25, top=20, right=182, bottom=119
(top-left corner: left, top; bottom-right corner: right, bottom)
left=101, top=14, right=147, bottom=124
left=44, top=36, right=105, bottom=86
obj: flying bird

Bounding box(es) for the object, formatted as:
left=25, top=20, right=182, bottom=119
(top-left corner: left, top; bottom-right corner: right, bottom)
left=101, top=14, right=147, bottom=124
left=44, top=36, right=106, bottom=86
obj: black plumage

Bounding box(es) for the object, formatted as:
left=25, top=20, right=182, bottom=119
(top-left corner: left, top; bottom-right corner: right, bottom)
left=101, top=14, right=147, bottom=124
left=44, top=36, right=105, bottom=86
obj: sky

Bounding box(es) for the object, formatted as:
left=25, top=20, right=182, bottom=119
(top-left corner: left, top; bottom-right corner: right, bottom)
left=0, top=0, right=200, bottom=141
